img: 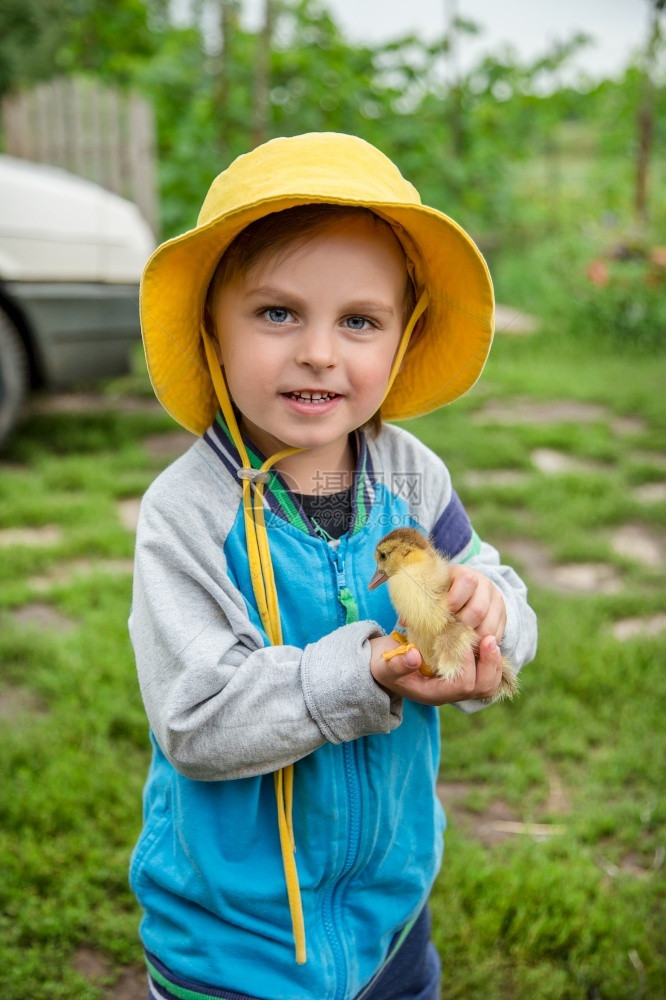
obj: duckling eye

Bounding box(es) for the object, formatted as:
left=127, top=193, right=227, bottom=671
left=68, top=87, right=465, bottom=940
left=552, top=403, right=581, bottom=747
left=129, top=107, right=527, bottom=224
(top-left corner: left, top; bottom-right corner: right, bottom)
left=379, top=552, right=386, bottom=561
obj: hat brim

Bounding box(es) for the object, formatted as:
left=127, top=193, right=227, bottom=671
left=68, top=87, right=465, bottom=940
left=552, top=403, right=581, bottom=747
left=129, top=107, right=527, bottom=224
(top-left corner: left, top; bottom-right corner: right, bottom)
left=140, top=194, right=493, bottom=435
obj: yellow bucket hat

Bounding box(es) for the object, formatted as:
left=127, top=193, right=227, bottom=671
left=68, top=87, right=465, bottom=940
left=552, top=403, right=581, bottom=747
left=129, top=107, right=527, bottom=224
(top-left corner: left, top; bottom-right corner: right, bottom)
left=140, top=131, right=494, bottom=434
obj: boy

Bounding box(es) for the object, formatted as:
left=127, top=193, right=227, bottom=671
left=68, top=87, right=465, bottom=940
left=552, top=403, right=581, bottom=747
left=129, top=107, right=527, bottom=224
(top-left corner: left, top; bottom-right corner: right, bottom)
left=131, top=132, right=537, bottom=1000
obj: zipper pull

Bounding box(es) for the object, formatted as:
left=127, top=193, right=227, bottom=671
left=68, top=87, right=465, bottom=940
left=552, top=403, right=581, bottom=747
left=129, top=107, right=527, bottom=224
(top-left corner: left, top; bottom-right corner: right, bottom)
left=333, top=545, right=359, bottom=625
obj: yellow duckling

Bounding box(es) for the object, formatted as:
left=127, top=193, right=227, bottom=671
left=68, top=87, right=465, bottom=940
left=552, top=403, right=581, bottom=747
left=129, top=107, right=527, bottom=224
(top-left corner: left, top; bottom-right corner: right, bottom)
left=368, top=527, right=518, bottom=701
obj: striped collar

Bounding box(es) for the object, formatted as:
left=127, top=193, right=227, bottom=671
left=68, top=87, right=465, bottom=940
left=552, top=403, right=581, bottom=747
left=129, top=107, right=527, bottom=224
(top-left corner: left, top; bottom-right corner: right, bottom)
left=203, top=412, right=376, bottom=538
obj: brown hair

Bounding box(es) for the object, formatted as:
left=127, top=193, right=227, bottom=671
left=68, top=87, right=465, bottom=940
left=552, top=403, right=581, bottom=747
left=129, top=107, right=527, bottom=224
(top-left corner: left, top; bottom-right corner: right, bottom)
left=205, top=204, right=417, bottom=436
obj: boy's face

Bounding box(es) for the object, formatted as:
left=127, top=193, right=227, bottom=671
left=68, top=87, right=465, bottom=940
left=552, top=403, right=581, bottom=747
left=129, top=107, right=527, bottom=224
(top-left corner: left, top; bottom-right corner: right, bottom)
left=211, top=215, right=408, bottom=464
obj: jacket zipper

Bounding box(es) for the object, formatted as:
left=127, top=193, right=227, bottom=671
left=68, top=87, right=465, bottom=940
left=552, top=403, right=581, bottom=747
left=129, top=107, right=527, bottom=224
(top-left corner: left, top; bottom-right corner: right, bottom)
left=322, top=539, right=363, bottom=1000
left=330, top=538, right=359, bottom=625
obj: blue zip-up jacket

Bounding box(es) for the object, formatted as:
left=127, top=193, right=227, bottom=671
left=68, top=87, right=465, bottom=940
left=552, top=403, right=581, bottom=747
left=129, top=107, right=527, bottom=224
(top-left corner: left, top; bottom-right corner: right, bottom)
left=129, top=418, right=537, bottom=1000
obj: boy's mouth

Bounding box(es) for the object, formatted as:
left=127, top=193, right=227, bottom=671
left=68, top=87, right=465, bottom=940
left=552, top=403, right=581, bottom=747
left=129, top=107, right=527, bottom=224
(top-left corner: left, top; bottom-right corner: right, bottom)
left=284, top=391, right=340, bottom=404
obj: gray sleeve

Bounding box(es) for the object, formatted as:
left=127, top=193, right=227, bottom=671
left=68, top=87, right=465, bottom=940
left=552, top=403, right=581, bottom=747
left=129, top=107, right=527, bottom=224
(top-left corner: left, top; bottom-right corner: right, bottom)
left=129, top=487, right=400, bottom=782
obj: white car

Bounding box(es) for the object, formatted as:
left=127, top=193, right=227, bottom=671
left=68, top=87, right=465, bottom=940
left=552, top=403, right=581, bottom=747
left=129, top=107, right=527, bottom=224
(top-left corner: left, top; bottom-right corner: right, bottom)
left=0, top=155, right=155, bottom=446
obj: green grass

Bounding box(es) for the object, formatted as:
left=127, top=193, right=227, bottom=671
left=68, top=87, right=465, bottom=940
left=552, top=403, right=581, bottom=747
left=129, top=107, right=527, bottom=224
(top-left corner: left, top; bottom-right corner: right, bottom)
left=407, top=332, right=666, bottom=998
left=1, top=326, right=665, bottom=998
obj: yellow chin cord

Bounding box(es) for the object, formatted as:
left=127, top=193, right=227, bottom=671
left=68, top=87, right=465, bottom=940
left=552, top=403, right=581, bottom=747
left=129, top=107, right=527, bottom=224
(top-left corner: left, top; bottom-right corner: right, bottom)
left=199, top=289, right=427, bottom=966
left=381, top=289, right=429, bottom=409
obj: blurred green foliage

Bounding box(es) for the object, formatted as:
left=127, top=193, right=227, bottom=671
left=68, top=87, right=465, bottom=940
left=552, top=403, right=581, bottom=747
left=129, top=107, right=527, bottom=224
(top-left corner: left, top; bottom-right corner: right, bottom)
left=565, top=253, right=666, bottom=351
left=1, top=1, right=663, bottom=235
left=0, top=0, right=664, bottom=344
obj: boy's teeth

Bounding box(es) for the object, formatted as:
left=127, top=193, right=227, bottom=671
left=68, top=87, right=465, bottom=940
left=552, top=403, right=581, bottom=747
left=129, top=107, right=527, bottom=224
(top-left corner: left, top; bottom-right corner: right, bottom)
left=291, top=391, right=334, bottom=402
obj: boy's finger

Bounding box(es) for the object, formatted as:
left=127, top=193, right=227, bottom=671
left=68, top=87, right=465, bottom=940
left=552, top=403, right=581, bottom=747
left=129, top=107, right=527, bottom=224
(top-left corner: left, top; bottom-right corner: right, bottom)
left=475, top=636, right=502, bottom=697
left=446, top=567, right=478, bottom=614
left=474, top=603, right=507, bottom=643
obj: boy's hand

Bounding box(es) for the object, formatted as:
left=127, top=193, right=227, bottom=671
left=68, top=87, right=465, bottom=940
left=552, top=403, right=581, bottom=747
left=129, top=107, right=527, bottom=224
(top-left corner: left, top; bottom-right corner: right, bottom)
left=446, top=564, right=507, bottom=644
left=369, top=633, right=504, bottom=706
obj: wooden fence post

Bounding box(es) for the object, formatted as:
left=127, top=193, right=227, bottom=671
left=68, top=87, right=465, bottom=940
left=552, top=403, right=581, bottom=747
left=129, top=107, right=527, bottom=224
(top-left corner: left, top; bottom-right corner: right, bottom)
left=1, top=77, right=159, bottom=236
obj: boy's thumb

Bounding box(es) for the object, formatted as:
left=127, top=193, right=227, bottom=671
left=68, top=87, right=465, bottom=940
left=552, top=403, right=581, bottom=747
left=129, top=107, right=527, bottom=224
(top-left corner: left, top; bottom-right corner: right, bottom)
left=403, top=647, right=422, bottom=670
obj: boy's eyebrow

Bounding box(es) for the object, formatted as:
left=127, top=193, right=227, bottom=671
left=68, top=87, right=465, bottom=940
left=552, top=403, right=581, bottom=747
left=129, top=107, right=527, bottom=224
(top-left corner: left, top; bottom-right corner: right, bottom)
left=244, top=284, right=304, bottom=303
left=344, top=299, right=397, bottom=317
left=245, top=285, right=397, bottom=316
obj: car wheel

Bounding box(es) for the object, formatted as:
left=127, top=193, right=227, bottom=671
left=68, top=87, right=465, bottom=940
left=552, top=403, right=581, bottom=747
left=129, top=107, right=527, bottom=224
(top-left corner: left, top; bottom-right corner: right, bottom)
left=0, top=306, right=30, bottom=449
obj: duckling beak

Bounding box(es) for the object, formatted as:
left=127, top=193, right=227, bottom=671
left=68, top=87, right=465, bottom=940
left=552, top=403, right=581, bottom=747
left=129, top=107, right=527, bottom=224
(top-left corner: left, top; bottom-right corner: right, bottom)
left=368, top=568, right=388, bottom=590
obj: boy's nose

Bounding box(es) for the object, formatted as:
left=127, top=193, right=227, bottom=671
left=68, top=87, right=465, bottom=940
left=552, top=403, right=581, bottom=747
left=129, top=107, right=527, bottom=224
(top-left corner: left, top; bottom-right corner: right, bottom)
left=294, top=327, right=337, bottom=371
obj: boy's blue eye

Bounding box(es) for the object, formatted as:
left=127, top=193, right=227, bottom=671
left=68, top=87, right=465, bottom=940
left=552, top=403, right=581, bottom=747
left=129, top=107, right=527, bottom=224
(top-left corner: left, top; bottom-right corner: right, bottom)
left=346, top=315, right=370, bottom=330
left=266, top=307, right=291, bottom=323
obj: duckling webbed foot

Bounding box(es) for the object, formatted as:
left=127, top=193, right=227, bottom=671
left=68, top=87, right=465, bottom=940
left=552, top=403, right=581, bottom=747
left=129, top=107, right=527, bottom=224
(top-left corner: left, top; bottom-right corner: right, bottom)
left=382, top=631, right=435, bottom=677
left=382, top=631, right=416, bottom=662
